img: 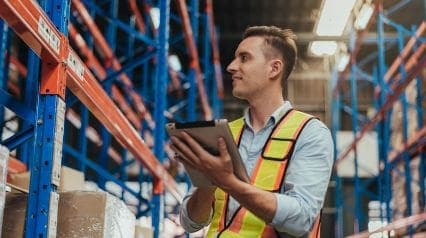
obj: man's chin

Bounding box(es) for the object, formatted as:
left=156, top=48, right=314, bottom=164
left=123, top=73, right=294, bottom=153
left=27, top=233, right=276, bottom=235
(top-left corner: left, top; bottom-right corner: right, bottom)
left=232, top=90, right=247, bottom=100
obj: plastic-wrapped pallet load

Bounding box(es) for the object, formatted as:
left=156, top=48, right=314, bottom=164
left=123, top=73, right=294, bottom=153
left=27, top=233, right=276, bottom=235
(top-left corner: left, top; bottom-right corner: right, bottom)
left=57, top=191, right=136, bottom=238
left=0, top=145, right=9, bottom=235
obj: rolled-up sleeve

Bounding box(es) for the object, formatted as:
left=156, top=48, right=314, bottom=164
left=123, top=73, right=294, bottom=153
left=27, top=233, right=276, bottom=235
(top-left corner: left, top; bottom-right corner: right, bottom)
left=270, top=120, right=334, bottom=236
left=179, top=187, right=213, bottom=233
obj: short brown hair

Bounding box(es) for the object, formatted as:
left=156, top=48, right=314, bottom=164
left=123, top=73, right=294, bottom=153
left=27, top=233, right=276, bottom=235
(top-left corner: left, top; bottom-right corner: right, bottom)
left=243, top=26, right=297, bottom=87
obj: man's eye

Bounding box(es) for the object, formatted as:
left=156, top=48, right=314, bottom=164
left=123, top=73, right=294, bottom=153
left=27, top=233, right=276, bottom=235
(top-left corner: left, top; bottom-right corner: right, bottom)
left=241, top=55, right=247, bottom=62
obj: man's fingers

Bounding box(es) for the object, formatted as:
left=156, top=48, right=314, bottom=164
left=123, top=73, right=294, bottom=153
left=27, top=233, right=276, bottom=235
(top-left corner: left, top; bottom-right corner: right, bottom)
left=217, top=137, right=228, bottom=157
left=180, top=131, right=207, bottom=156
left=170, top=136, right=199, bottom=164
left=170, top=144, right=195, bottom=166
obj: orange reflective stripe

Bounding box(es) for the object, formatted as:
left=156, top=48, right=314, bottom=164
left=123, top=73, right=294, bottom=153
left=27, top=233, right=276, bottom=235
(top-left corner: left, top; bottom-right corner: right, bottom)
left=262, top=225, right=277, bottom=238
left=271, top=110, right=296, bottom=138
left=226, top=209, right=245, bottom=233
left=309, top=211, right=321, bottom=238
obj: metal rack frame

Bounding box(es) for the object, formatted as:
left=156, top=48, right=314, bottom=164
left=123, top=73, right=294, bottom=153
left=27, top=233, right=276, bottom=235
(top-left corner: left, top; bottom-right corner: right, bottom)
left=331, top=0, right=426, bottom=236
left=0, top=0, right=224, bottom=237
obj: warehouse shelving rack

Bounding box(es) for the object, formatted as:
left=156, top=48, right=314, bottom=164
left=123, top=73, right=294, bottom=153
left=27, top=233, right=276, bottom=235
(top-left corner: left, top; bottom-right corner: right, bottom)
left=331, top=0, right=426, bottom=237
left=0, top=0, right=223, bottom=237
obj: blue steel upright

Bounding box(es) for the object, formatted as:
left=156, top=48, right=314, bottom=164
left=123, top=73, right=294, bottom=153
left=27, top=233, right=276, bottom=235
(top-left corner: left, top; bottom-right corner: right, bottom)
left=330, top=69, right=344, bottom=238
left=415, top=56, right=426, bottom=210
left=0, top=20, right=8, bottom=140
left=24, top=0, right=70, bottom=237
left=349, top=61, right=362, bottom=233
left=377, top=9, right=392, bottom=224
left=20, top=50, right=41, bottom=167
left=187, top=0, right=199, bottom=121
left=152, top=0, right=170, bottom=237
left=396, top=30, right=414, bottom=234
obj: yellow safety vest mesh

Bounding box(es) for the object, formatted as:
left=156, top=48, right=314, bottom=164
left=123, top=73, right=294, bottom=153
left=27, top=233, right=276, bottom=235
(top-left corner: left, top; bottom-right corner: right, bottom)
left=207, top=109, right=315, bottom=238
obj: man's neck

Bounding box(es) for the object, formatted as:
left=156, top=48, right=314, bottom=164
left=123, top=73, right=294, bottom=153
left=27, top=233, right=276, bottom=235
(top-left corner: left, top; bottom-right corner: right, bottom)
left=248, top=96, right=284, bottom=132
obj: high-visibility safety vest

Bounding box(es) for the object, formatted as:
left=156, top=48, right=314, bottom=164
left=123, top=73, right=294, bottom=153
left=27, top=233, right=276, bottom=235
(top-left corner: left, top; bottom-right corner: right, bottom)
left=207, top=109, right=321, bottom=238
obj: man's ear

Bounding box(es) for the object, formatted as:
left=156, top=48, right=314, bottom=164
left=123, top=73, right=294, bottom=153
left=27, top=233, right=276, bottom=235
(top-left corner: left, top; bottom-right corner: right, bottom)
left=268, top=59, right=284, bottom=79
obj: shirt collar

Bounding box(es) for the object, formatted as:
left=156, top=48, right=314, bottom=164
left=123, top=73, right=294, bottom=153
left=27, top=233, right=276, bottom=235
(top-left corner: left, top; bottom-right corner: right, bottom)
left=243, top=101, right=293, bottom=128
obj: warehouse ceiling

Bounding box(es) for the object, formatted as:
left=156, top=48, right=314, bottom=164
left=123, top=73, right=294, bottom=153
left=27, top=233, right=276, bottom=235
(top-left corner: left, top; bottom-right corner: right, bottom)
left=213, top=0, right=423, bottom=68
left=212, top=0, right=425, bottom=119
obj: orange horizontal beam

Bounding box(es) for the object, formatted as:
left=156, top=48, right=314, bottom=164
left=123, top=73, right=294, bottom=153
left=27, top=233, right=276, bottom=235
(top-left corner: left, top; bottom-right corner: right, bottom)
left=9, top=48, right=132, bottom=165
left=0, top=0, right=62, bottom=63
left=69, top=23, right=163, bottom=138
left=66, top=51, right=182, bottom=199
left=0, top=0, right=183, bottom=201
left=347, top=212, right=426, bottom=238
left=336, top=53, right=426, bottom=165
left=374, top=36, right=426, bottom=98
left=388, top=126, right=426, bottom=163
left=206, top=0, right=224, bottom=99
left=374, top=21, right=426, bottom=97
left=383, top=21, right=426, bottom=82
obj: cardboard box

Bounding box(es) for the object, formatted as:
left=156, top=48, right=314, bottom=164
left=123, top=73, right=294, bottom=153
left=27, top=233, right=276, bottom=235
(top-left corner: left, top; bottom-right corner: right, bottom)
left=57, top=191, right=135, bottom=238
left=2, top=191, right=136, bottom=238
left=134, top=224, right=154, bottom=238
left=7, top=171, right=30, bottom=192
left=7, top=166, right=85, bottom=193
left=58, top=166, right=85, bottom=192
left=1, top=193, right=26, bottom=238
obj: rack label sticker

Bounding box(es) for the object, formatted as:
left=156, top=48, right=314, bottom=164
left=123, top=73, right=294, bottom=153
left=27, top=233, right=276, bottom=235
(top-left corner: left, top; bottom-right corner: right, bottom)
left=51, top=99, right=65, bottom=186
left=67, top=51, right=85, bottom=80
left=38, top=17, right=50, bottom=44
left=49, top=31, right=60, bottom=55
left=48, top=192, right=59, bottom=238
left=38, top=17, right=60, bottom=55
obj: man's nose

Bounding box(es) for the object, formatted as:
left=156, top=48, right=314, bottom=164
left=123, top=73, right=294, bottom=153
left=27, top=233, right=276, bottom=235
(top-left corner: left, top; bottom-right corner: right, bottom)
left=226, top=59, right=237, bottom=73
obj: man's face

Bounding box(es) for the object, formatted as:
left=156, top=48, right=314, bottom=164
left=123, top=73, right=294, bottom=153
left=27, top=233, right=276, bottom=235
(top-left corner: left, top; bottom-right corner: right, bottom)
left=226, top=36, right=270, bottom=100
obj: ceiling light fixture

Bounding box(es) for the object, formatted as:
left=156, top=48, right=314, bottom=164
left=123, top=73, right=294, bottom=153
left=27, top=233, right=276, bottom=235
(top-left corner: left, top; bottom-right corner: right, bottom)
left=315, top=0, right=357, bottom=36
left=309, top=41, right=338, bottom=56
left=354, top=2, right=374, bottom=30
left=337, top=53, right=350, bottom=72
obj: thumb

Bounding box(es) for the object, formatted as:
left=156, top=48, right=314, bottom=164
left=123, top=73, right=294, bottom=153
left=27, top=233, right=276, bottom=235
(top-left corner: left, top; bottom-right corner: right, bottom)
left=217, top=137, right=228, bottom=157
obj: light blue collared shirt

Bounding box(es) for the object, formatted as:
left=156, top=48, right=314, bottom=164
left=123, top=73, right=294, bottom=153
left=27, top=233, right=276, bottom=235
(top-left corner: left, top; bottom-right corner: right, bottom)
left=180, top=101, right=334, bottom=237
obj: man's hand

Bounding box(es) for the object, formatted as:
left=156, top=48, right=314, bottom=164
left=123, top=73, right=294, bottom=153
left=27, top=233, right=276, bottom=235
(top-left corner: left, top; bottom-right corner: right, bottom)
left=173, top=132, right=277, bottom=225
left=170, top=131, right=238, bottom=188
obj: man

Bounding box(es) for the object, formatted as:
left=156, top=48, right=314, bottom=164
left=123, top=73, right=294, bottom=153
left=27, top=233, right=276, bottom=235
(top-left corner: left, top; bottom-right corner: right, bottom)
left=170, top=26, right=334, bottom=237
